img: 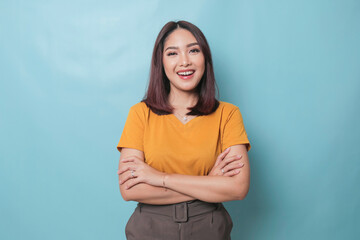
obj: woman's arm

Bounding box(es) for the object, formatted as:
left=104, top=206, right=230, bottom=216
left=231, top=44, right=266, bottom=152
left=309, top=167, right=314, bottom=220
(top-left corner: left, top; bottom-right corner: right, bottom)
left=119, top=145, right=250, bottom=203
left=163, top=144, right=250, bottom=202
left=118, top=148, right=195, bottom=204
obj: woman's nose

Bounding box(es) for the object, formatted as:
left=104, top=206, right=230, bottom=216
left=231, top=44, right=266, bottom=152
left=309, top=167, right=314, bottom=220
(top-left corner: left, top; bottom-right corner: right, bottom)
left=179, top=53, right=190, bottom=67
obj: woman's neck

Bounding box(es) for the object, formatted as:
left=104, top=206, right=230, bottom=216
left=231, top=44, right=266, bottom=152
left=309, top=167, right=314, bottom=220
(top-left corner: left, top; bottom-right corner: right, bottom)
left=168, top=90, right=198, bottom=109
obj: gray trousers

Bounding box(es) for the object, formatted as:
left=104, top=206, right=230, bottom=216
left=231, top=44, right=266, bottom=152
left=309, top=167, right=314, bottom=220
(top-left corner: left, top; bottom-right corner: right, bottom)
left=125, top=200, right=233, bottom=240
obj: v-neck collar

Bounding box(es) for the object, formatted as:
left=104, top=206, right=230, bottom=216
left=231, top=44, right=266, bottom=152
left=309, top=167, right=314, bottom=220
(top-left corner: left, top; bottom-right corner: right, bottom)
left=168, top=114, right=201, bottom=127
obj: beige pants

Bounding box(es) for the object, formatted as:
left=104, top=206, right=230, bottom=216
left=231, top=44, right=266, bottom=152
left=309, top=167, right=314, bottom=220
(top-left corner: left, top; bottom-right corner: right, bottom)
left=125, top=200, right=233, bottom=240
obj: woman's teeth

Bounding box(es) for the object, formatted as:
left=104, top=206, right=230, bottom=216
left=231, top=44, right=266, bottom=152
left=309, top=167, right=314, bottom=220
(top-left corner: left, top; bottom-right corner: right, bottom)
left=177, top=71, right=194, bottom=76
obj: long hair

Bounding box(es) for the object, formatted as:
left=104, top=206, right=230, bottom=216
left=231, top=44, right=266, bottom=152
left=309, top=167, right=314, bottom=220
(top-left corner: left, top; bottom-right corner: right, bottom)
left=142, top=20, right=219, bottom=116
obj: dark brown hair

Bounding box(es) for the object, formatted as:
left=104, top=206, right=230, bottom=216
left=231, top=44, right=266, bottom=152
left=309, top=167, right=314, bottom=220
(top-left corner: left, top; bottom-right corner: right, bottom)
left=142, top=20, right=219, bottom=116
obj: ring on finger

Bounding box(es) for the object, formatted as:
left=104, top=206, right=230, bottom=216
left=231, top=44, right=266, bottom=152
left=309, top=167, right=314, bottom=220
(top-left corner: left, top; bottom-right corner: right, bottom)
left=221, top=169, right=225, bottom=174
left=131, top=170, right=135, bottom=178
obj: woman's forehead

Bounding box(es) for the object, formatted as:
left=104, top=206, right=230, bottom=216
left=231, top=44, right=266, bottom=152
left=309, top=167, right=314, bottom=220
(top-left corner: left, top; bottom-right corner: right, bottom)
left=164, top=29, right=197, bottom=49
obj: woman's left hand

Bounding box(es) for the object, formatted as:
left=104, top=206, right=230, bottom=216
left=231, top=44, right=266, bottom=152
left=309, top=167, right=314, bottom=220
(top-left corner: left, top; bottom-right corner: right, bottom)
left=208, top=147, right=244, bottom=177
left=117, top=155, right=165, bottom=189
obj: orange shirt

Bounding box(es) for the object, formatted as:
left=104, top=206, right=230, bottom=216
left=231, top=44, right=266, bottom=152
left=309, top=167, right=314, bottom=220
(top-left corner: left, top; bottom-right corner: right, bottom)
left=117, top=101, right=251, bottom=176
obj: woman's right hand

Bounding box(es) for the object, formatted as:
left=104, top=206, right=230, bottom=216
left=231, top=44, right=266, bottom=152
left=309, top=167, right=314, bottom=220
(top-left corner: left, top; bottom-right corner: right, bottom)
left=208, top=147, right=245, bottom=177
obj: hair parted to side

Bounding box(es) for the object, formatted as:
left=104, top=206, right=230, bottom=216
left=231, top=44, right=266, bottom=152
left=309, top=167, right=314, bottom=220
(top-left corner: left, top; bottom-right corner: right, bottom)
left=142, top=20, right=219, bottom=116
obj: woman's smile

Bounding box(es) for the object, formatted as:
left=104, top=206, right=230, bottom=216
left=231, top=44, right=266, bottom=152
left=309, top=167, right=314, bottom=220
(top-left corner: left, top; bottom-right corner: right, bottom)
left=177, top=69, right=196, bottom=80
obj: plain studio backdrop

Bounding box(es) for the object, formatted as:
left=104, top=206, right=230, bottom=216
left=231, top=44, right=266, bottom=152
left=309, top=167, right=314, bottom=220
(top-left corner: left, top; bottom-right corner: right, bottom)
left=1, top=0, right=359, bottom=239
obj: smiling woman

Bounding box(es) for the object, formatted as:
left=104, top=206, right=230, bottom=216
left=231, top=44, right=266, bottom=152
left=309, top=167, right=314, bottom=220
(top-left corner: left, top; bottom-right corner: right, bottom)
left=116, top=20, right=251, bottom=240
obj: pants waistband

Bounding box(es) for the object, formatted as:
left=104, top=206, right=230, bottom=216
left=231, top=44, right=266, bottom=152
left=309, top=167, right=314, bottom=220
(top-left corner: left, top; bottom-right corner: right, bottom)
left=138, top=200, right=220, bottom=223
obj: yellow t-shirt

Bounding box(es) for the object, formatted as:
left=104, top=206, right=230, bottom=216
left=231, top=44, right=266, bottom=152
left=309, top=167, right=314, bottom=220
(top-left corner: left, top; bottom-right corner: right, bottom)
left=117, top=101, right=251, bottom=176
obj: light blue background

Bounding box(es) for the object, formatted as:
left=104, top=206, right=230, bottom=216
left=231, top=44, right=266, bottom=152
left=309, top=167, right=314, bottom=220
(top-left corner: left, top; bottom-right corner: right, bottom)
left=1, top=0, right=359, bottom=239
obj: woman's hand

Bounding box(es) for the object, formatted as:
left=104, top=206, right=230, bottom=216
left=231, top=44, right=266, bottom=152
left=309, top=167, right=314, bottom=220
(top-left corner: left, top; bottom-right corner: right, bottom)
left=208, top=147, right=245, bottom=177
left=117, top=155, right=165, bottom=190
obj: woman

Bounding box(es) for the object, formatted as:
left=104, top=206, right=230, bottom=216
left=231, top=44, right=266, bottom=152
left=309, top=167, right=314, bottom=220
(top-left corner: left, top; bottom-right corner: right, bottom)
left=117, top=20, right=251, bottom=240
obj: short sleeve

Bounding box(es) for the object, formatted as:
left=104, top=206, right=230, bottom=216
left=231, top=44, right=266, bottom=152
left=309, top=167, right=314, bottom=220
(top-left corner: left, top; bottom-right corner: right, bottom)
left=116, top=104, right=145, bottom=153
left=222, top=107, right=251, bottom=152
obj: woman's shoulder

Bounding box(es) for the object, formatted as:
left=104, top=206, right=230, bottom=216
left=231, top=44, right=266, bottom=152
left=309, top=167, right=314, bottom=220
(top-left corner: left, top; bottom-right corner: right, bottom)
left=127, top=101, right=150, bottom=119
left=217, top=101, right=240, bottom=113
left=129, top=101, right=148, bottom=111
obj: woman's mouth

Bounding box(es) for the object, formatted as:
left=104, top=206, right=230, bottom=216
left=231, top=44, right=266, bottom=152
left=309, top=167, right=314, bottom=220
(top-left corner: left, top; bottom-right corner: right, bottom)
left=177, top=70, right=195, bottom=80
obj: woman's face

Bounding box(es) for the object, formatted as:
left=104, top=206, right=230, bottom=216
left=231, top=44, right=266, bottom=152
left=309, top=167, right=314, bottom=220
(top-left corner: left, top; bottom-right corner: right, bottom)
left=162, top=28, right=205, bottom=94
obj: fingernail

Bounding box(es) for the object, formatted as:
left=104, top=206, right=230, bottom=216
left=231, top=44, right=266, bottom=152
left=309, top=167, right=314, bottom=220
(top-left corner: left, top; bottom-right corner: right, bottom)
left=240, top=163, right=244, bottom=166
left=237, top=155, right=242, bottom=158
left=119, top=180, right=122, bottom=184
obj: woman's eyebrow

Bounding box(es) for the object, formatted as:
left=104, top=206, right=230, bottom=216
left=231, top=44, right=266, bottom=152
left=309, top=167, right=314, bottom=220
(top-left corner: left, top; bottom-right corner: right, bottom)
left=164, top=42, right=199, bottom=51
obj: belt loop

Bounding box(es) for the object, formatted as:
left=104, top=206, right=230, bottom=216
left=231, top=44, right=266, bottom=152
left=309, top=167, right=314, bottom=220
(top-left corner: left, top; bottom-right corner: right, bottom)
left=173, top=202, right=188, bottom=222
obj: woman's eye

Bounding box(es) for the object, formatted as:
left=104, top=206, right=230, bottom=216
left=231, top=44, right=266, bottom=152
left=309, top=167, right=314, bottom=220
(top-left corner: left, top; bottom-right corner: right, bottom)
left=190, top=48, right=200, bottom=54
left=167, top=52, right=177, bottom=56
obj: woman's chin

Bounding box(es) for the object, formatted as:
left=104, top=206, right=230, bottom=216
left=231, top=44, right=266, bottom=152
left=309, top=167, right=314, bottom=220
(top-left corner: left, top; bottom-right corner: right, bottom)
left=177, top=87, right=199, bottom=93
left=169, top=83, right=199, bottom=93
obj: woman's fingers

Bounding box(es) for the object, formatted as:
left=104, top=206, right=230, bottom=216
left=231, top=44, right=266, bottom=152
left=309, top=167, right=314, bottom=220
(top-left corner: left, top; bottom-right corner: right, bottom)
left=117, top=164, right=134, bottom=175
left=223, top=169, right=241, bottom=177
left=218, top=155, right=243, bottom=170
left=120, top=174, right=139, bottom=189
left=118, top=155, right=145, bottom=174
left=214, top=147, right=231, bottom=167
left=222, top=160, right=244, bottom=173
left=117, top=160, right=137, bottom=174
left=121, top=158, right=135, bottom=163
left=119, top=167, right=141, bottom=184
left=121, top=155, right=143, bottom=163
left=125, top=176, right=142, bottom=189
left=119, top=170, right=134, bottom=185
left=119, top=157, right=163, bottom=187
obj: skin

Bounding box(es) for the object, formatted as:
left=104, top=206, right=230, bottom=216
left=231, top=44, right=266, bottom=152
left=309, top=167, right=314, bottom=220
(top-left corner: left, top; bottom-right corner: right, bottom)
left=117, top=28, right=250, bottom=204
